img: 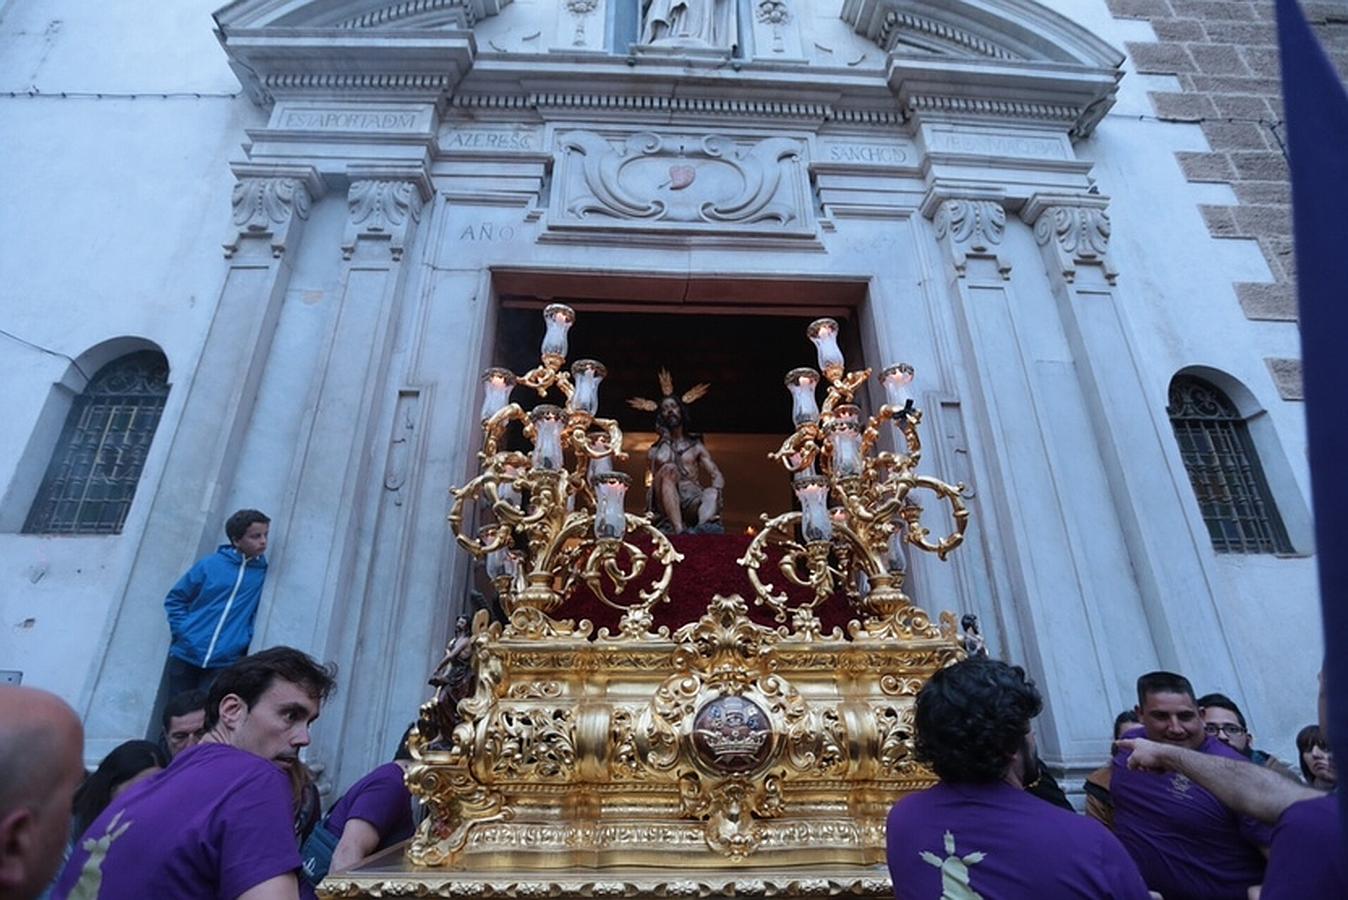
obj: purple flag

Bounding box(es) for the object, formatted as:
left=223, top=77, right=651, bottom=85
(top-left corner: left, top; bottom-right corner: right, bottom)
left=1274, top=0, right=1348, bottom=846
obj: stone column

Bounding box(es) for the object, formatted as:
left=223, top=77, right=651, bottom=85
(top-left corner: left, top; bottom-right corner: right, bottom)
left=80, top=166, right=322, bottom=758
left=249, top=171, right=430, bottom=785
left=1021, top=192, right=1246, bottom=696
left=923, top=189, right=1156, bottom=768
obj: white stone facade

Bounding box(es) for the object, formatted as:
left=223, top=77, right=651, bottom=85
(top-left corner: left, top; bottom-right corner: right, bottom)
left=0, top=0, right=1317, bottom=793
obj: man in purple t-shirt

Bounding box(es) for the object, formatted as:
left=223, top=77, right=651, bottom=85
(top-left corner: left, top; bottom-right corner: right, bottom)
left=52, top=646, right=336, bottom=900
left=1111, top=671, right=1272, bottom=900
left=1118, top=669, right=1345, bottom=900
left=886, top=658, right=1152, bottom=900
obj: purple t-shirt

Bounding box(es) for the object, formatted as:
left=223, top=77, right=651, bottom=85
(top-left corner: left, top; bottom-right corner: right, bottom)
left=323, top=762, right=414, bottom=849
left=886, top=781, right=1151, bottom=899
left=51, top=742, right=301, bottom=900
left=1259, top=793, right=1347, bottom=900
left=1112, top=729, right=1273, bottom=900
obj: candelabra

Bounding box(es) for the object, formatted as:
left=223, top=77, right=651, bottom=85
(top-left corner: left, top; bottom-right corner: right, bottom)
left=738, top=318, right=969, bottom=636
left=447, top=304, right=682, bottom=631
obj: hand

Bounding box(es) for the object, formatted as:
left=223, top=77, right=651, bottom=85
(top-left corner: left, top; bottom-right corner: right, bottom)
left=1116, top=737, right=1177, bottom=773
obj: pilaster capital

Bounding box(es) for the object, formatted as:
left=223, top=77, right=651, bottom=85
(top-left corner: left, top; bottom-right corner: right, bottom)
left=921, top=187, right=1010, bottom=280
left=341, top=167, right=432, bottom=262
left=1021, top=192, right=1116, bottom=285
left=223, top=165, right=325, bottom=259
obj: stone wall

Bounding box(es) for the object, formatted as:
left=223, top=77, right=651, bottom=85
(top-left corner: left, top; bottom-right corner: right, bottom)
left=1108, top=0, right=1348, bottom=400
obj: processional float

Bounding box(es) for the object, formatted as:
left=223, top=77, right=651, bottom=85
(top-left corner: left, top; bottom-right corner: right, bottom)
left=322, top=306, right=971, bottom=898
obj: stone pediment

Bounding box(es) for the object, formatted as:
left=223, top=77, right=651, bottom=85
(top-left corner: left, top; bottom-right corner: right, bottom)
left=214, top=0, right=511, bottom=30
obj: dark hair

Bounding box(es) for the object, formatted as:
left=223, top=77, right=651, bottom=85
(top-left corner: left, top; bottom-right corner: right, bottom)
left=1113, top=709, right=1140, bottom=737
left=960, top=614, right=978, bottom=630
left=394, top=723, right=416, bottom=762
left=161, top=688, right=209, bottom=730
left=1197, top=692, right=1247, bottom=730
left=203, top=647, right=337, bottom=730
left=1136, top=671, right=1195, bottom=707
left=1296, top=724, right=1330, bottom=782
left=914, top=658, right=1043, bottom=783
left=71, top=740, right=168, bottom=837
left=225, top=508, right=270, bottom=543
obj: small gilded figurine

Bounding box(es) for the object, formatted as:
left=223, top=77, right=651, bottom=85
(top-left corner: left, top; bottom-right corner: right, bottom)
left=960, top=613, right=989, bottom=658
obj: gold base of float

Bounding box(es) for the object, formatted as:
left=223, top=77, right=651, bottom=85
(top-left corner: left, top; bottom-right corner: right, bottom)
left=320, top=595, right=963, bottom=899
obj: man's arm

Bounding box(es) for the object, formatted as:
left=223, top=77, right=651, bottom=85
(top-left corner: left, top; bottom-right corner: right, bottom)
left=330, top=819, right=382, bottom=873
left=237, top=873, right=299, bottom=900
left=164, top=562, right=205, bottom=636
left=696, top=443, right=725, bottom=490
left=1117, top=738, right=1321, bottom=824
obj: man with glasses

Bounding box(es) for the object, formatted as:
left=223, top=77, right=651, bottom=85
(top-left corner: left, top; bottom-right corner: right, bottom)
left=1197, top=693, right=1299, bottom=781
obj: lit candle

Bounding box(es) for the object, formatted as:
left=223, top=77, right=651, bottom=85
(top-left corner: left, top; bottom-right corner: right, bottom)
left=881, top=363, right=916, bottom=410
left=592, top=472, right=631, bottom=539
left=807, top=318, right=845, bottom=378
left=785, top=367, right=821, bottom=426
left=480, top=368, right=517, bottom=422
left=541, top=303, right=576, bottom=361
left=529, top=405, right=565, bottom=470
left=795, top=476, right=833, bottom=543
left=569, top=359, right=606, bottom=416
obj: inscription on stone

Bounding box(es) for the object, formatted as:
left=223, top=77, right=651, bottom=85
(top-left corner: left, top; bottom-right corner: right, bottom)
left=443, top=131, right=536, bottom=150
left=459, top=223, right=518, bottom=241
left=823, top=143, right=908, bottom=164
left=927, top=131, right=1064, bottom=159
left=281, top=110, right=421, bottom=131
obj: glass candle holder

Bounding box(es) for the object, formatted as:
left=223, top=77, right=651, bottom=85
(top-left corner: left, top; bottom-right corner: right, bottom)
left=787, top=451, right=816, bottom=483
left=486, top=544, right=518, bottom=581
left=587, top=433, right=614, bottom=478
left=479, top=367, right=517, bottom=422
left=827, top=420, right=863, bottom=478
left=795, top=476, right=833, bottom=543
left=497, top=463, right=523, bottom=508
left=832, top=403, right=861, bottom=427
left=541, top=304, right=576, bottom=362
left=569, top=359, right=606, bottom=416
left=881, top=363, right=916, bottom=410
left=529, top=405, right=566, bottom=470
left=807, top=318, right=845, bottom=378
left=592, top=472, right=631, bottom=539
left=785, top=367, right=821, bottom=426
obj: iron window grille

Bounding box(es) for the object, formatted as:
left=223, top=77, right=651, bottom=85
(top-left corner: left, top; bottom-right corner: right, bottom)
left=23, top=351, right=169, bottom=535
left=1167, top=376, right=1291, bottom=554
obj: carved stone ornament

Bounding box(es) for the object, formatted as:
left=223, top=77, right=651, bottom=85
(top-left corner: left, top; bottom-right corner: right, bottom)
left=1030, top=203, right=1117, bottom=284
left=931, top=198, right=1010, bottom=279
left=550, top=131, right=812, bottom=237
left=341, top=179, right=425, bottom=261
left=223, top=177, right=312, bottom=258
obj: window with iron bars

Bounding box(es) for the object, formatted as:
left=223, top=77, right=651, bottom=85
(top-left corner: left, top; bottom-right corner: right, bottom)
left=23, top=351, right=170, bottom=535
left=1167, top=375, right=1291, bottom=554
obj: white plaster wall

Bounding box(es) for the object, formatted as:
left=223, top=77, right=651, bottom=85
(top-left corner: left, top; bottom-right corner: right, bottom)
left=0, top=0, right=256, bottom=707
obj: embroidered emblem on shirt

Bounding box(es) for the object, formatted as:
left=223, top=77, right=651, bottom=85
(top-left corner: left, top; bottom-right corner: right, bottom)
left=1169, top=773, right=1194, bottom=799
left=919, top=830, right=987, bottom=900
left=69, top=809, right=133, bottom=900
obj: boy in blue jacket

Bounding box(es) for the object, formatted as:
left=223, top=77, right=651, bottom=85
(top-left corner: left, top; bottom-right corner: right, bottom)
left=163, top=509, right=271, bottom=697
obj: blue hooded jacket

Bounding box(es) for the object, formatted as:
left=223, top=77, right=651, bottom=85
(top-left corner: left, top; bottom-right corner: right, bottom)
left=164, top=545, right=269, bottom=669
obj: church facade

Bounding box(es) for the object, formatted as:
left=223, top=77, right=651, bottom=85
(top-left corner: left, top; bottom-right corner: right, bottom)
left=0, top=0, right=1321, bottom=793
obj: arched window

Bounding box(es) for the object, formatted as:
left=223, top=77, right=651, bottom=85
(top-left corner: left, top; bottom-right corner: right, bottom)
left=1167, top=375, right=1291, bottom=554
left=23, top=351, right=170, bottom=535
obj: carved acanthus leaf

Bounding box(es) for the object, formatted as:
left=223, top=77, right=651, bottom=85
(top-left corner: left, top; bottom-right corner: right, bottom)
left=224, top=177, right=312, bottom=258
left=342, top=179, right=426, bottom=261
left=931, top=198, right=1010, bottom=279
left=1031, top=204, right=1116, bottom=284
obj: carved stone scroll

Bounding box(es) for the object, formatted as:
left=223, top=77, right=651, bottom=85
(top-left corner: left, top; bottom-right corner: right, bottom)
left=224, top=176, right=314, bottom=258
left=1024, top=199, right=1116, bottom=284
left=342, top=179, right=426, bottom=261
left=930, top=198, right=1010, bottom=279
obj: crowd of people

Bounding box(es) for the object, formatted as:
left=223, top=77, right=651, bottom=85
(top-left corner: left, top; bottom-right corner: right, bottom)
left=0, top=507, right=1341, bottom=899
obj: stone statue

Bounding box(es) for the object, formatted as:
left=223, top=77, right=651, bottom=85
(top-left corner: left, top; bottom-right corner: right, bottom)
left=628, top=369, right=725, bottom=535
left=640, top=0, right=737, bottom=50
left=961, top=613, right=989, bottom=659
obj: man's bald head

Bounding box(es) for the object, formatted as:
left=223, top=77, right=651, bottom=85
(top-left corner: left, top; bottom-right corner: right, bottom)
left=0, top=686, right=84, bottom=900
